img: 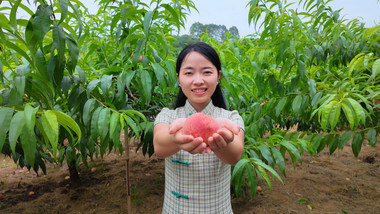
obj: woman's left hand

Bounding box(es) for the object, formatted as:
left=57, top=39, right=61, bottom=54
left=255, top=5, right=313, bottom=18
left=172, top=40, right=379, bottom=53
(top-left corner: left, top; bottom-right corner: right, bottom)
left=207, top=128, right=235, bottom=152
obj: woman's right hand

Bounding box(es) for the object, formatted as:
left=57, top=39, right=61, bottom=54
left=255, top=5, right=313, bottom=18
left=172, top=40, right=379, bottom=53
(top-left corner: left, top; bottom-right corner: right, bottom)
left=169, top=118, right=208, bottom=154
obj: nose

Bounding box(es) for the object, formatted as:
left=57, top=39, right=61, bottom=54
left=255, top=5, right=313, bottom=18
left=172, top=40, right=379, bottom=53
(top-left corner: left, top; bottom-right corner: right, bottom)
left=193, top=73, right=204, bottom=84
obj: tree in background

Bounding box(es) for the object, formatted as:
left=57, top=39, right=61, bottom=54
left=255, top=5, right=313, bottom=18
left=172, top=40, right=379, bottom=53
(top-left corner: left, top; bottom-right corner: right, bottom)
left=190, top=22, right=240, bottom=41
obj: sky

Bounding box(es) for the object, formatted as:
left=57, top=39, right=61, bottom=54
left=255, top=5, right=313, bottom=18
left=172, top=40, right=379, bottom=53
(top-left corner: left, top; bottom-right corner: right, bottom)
left=177, top=0, right=380, bottom=37
left=13, top=0, right=380, bottom=37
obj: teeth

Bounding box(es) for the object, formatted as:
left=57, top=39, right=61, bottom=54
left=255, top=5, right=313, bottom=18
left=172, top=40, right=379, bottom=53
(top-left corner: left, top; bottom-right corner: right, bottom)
left=193, top=89, right=205, bottom=92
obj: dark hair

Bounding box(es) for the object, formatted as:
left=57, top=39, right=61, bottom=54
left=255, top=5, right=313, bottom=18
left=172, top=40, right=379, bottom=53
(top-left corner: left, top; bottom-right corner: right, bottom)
left=174, top=42, right=227, bottom=110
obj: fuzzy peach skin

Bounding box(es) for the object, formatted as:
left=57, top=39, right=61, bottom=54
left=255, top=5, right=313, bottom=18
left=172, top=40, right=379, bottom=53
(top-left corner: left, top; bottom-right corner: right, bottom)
left=169, top=113, right=240, bottom=154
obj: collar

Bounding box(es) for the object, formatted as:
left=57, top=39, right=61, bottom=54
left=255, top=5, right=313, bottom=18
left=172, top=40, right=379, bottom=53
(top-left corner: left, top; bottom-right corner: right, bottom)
left=184, top=99, right=215, bottom=116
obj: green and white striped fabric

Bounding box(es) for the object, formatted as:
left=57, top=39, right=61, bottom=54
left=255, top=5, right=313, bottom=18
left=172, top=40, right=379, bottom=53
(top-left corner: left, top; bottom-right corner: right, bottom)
left=154, top=100, right=244, bottom=214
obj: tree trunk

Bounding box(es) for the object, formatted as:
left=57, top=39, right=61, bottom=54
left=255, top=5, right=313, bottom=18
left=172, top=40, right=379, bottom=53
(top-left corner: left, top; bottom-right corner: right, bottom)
left=68, top=159, right=80, bottom=187
left=124, top=129, right=132, bottom=213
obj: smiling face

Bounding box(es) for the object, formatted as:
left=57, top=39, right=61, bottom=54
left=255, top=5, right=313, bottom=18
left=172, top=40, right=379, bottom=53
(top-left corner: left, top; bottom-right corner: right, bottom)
left=177, top=51, right=221, bottom=112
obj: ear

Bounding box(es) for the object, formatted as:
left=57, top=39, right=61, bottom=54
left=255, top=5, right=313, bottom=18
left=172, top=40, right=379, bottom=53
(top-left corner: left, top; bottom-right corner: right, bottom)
left=217, top=70, right=222, bottom=81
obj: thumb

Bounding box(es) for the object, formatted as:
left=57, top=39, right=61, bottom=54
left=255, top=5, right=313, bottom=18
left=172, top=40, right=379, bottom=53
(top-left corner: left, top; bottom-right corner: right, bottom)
left=215, top=118, right=240, bottom=135
left=169, top=118, right=187, bottom=134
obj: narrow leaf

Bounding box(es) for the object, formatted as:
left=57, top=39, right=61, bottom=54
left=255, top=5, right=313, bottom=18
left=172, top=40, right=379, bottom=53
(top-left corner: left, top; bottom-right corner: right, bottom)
left=41, top=110, right=59, bottom=157
left=9, top=112, right=25, bottom=154
left=292, top=95, right=302, bottom=114
left=0, top=107, right=14, bottom=151
left=367, top=129, right=377, bottom=147
left=83, top=99, right=96, bottom=126
left=24, top=105, right=38, bottom=137
left=58, top=0, right=69, bottom=24
left=352, top=133, right=363, bottom=157
left=51, top=110, right=82, bottom=146
left=20, top=125, right=36, bottom=166
left=143, top=11, right=154, bottom=36
left=98, top=108, right=111, bottom=141
left=341, top=102, right=355, bottom=130
left=271, top=147, right=285, bottom=176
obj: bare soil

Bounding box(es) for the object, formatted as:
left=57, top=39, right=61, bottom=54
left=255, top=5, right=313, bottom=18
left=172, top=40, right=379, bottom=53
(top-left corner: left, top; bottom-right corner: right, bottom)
left=0, top=142, right=379, bottom=214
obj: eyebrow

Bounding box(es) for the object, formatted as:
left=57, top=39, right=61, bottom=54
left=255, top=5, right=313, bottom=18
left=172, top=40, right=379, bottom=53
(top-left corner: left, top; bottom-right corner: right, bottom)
left=182, top=65, right=214, bottom=70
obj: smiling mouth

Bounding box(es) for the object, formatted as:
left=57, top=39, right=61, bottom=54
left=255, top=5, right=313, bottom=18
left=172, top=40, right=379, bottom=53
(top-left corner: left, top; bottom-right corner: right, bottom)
left=192, top=88, right=207, bottom=94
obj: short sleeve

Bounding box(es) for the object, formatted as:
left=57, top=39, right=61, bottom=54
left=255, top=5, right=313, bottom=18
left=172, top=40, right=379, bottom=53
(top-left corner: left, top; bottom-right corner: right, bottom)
left=229, top=110, right=245, bottom=132
left=154, top=108, right=174, bottom=126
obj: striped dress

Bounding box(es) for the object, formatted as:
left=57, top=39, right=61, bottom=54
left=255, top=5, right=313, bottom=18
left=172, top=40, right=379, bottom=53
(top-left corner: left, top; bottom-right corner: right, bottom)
left=154, top=100, right=245, bottom=214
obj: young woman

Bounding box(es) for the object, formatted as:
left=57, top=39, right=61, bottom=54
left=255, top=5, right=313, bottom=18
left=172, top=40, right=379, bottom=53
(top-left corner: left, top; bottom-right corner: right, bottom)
left=153, top=42, right=245, bottom=213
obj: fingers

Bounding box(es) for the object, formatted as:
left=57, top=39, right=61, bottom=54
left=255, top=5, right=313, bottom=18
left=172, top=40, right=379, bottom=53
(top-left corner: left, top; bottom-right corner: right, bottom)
left=180, top=137, right=207, bottom=154
left=207, top=128, right=234, bottom=151
left=215, top=118, right=240, bottom=135
left=169, top=118, right=187, bottom=134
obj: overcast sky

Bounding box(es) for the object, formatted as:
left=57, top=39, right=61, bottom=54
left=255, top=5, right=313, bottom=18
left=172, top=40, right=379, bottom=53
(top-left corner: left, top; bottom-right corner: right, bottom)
left=15, top=0, right=380, bottom=37
left=177, top=0, right=380, bottom=36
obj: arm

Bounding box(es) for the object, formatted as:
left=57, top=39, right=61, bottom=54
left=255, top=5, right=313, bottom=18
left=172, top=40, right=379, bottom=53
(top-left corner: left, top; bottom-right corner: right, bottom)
left=153, top=122, right=208, bottom=158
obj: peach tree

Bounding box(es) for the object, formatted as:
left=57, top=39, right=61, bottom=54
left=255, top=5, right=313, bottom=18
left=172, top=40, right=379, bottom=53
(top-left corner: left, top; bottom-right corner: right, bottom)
left=0, top=0, right=196, bottom=183
left=208, top=0, right=379, bottom=197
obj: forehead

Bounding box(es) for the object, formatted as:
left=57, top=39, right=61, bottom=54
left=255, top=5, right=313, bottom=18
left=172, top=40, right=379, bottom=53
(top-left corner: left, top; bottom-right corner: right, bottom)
left=181, top=51, right=214, bottom=67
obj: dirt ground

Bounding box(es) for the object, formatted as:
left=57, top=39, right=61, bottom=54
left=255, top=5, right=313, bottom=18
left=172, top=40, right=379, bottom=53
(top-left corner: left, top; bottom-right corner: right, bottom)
left=0, top=141, right=379, bottom=214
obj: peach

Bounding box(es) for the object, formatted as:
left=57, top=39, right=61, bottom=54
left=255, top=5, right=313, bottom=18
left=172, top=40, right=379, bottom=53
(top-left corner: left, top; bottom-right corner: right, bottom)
left=182, top=113, right=220, bottom=144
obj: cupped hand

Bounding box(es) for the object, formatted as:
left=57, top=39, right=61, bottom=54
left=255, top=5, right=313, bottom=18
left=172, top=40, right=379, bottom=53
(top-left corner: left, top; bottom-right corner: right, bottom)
left=169, top=118, right=208, bottom=154
left=207, top=118, right=240, bottom=152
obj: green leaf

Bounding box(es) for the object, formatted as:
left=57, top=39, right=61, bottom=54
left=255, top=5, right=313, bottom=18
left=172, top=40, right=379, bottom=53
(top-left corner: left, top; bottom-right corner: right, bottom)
left=232, top=158, right=249, bottom=178
left=341, top=102, right=355, bottom=130
left=67, top=38, right=79, bottom=73
left=292, top=95, right=302, bottom=114
left=124, top=115, right=139, bottom=137
left=52, top=22, right=66, bottom=67
left=98, top=108, right=111, bottom=141
left=109, top=111, right=120, bottom=141
left=258, top=145, right=274, bottom=166
left=321, top=101, right=335, bottom=131
left=339, top=131, right=352, bottom=149
left=308, top=79, right=316, bottom=98
left=20, top=125, right=36, bottom=166
left=252, top=157, right=284, bottom=185
left=370, top=58, right=380, bottom=81
left=152, top=63, right=166, bottom=88
left=83, top=99, right=97, bottom=126
left=9, top=111, right=25, bottom=155
left=0, top=107, right=14, bottom=151
left=143, top=11, right=154, bottom=36
left=246, top=164, right=257, bottom=198
left=346, top=98, right=366, bottom=126
left=51, top=110, right=82, bottom=146
left=139, top=69, right=152, bottom=104
left=10, top=0, right=21, bottom=30
left=328, top=135, right=339, bottom=155
left=5, top=37, right=33, bottom=65
left=351, top=133, right=363, bottom=157
left=71, top=4, right=83, bottom=38
left=275, top=97, right=287, bottom=117
left=91, top=107, right=102, bottom=141
left=100, top=74, right=113, bottom=98
left=271, top=147, right=285, bottom=176
left=311, top=91, right=322, bottom=107
left=281, top=141, right=301, bottom=164
left=41, top=110, right=59, bottom=157
left=329, top=102, right=341, bottom=131
left=367, top=129, right=377, bottom=146
left=24, top=105, right=39, bottom=137
left=32, top=4, right=53, bottom=48
left=58, top=0, right=69, bottom=24
left=87, top=79, right=100, bottom=96
left=35, top=49, right=49, bottom=80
